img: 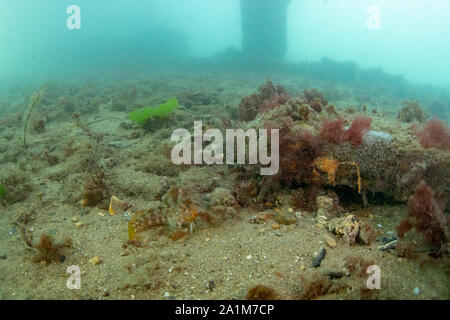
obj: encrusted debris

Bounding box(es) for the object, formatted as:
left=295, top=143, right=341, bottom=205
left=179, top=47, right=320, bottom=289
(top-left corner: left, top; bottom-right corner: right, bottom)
left=327, top=215, right=360, bottom=245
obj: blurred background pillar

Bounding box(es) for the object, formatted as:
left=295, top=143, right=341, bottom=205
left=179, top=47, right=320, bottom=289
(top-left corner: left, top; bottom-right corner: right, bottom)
left=240, top=0, right=290, bottom=60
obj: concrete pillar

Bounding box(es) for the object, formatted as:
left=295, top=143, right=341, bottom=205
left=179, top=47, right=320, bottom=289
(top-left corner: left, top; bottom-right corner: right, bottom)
left=241, top=0, right=290, bottom=60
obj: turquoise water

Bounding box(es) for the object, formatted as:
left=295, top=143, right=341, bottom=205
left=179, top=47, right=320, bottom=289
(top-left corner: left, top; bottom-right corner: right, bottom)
left=1, top=0, right=450, bottom=89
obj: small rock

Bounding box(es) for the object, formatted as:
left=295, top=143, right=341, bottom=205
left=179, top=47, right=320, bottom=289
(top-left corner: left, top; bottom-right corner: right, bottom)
left=275, top=210, right=297, bottom=225
left=325, top=270, right=344, bottom=279
left=271, top=223, right=280, bottom=229
left=324, top=235, right=337, bottom=248
left=311, top=248, right=326, bottom=267
left=249, top=212, right=274, bottom=224
left=413, top=287, right=420, bottom=295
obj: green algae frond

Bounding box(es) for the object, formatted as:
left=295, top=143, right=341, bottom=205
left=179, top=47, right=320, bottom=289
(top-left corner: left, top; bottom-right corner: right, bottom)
left=129, top=98, right=179, bottom=124
left=0, top=184, right=5, bottom=199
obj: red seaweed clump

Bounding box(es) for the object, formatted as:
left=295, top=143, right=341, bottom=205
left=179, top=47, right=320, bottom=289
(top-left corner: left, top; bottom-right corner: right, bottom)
left=417, top=118, right=450, bottom=151
left=318, top=116, right=372, bottom=147
left=268, top=118, right=322, bottom=185
left=238, top=79, right=290, bottom=121
left=344, top=116, right=372, bottom=146
left=318, top=118, right=346, bottom=145
left=396, top=180, right=448, bottom=253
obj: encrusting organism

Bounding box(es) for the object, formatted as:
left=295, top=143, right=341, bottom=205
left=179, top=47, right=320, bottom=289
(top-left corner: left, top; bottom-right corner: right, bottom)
left=313, top=158, right=362, bottom=193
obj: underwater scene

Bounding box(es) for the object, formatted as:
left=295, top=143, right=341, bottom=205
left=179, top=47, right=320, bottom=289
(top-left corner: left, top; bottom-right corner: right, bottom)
left=0, top=0, right=449, bottom=301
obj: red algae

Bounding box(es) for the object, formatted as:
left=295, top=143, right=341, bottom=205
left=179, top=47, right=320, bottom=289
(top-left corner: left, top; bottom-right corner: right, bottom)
left=319, top=116, right=372, bottom=147
left=417, top=118, right=450, bottom=151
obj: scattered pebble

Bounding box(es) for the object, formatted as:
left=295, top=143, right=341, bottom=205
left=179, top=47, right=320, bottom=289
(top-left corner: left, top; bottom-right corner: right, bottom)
left=274, top=210, right=297, bottom=225
left=325, top=270, right=344, bottom=279
left=324, top=234, right=337, bottom=248
left=271, top=223, right=280, bottom=229
left=413, top=287, right=420, bottom=295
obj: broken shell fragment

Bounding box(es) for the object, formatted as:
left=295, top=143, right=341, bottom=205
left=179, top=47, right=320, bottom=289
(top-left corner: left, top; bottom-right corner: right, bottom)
left=108, top=196, right=130, bottom=216
left=89, top=256, right=101, bottom=265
